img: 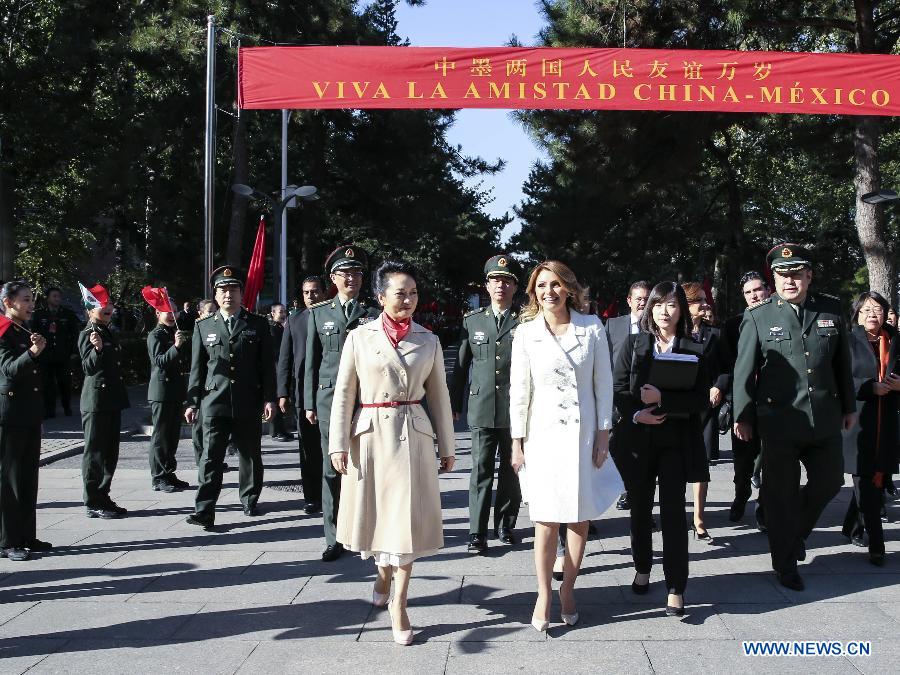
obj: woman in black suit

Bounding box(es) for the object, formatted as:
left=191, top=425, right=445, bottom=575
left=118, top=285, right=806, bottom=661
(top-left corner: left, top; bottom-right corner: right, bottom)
left=611, top=281, right=710, bottom=616
left=841, top=291, right=900, bottom=566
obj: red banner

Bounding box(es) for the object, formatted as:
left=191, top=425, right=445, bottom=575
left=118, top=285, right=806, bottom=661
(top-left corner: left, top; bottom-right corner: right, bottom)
left=238, top=46, right=900, bottom=116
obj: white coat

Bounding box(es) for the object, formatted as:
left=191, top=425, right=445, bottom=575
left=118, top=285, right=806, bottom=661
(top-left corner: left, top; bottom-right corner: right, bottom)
left=510, top=309, right=623, bottom=522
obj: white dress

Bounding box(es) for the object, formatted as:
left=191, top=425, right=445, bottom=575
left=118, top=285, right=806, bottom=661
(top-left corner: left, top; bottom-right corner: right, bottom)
left=509, top=310, right=624, bottom=522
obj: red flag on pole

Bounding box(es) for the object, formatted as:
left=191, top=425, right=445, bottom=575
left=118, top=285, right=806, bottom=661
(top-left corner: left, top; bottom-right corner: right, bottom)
left=141, top=286, right=176, bottom=313
left=0, top=315, right=11, bottom=339
left=601, top=299, right=619, bottom=320
left=244, top=215, right=266, bottom=312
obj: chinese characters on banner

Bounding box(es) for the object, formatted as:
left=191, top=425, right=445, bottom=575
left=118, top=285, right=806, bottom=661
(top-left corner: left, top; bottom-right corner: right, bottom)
left=238, top=46, right=900, bottom=116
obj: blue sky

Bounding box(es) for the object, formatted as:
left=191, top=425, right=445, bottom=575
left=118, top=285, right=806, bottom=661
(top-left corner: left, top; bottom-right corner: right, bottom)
left=394, top=0, right=548, bottom=243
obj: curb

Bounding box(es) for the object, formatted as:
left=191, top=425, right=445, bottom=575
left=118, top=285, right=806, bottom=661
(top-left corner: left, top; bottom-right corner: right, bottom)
left=39, top=444, right=85, bottom=466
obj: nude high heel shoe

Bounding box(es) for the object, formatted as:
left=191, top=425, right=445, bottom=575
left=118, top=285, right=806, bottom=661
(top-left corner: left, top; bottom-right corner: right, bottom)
left=558, top=588, right=579, bottom=626
left=387, top=601, right=414, bottom=645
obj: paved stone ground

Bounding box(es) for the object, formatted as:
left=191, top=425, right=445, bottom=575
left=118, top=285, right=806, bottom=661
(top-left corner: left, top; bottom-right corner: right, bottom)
left=5, top=386, right=900, bottom=672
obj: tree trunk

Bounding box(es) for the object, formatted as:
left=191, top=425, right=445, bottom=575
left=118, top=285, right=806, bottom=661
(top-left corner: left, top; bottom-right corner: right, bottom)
left=853, top=0, right=895, bottom=300
left=0, top=156, right=14, bottom=281
left=226, top=113, right=249, bottom=265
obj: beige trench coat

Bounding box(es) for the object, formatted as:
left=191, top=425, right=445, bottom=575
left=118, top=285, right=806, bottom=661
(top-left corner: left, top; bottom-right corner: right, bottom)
left=329, top=319, right=455, bottom=555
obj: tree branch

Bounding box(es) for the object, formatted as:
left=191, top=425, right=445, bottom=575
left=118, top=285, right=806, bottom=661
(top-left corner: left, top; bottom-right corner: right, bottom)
left=745, top=17, right=855, bottom=34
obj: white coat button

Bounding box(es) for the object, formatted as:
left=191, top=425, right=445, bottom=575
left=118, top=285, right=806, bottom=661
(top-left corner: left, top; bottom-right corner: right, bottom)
left=496, top=355, right=501, bottom=360
left=399, top=436, right=406, bottom=441
left=399, top=391, right=405, bottom=396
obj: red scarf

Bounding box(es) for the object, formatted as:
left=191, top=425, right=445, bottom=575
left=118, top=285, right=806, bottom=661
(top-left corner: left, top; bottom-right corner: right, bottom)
left=874, top=328, right=891, bottom=488
left=382, top=312, right=411, bottom=348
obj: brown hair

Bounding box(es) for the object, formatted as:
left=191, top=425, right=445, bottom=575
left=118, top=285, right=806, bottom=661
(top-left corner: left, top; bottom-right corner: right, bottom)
left=520, top=261, right=587, bottom=321
left=680, top=281, right=704, bottom=303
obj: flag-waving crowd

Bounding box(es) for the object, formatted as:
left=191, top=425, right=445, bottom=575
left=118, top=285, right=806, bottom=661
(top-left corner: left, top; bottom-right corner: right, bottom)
left=0, top=241, right=897, bottom=645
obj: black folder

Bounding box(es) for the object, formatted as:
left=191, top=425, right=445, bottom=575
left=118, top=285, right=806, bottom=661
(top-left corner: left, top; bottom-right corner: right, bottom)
left=648, top=356, right=700, bottom=391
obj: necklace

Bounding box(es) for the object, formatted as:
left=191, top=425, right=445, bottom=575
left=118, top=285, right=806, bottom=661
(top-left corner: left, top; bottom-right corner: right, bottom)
left=866, top=329, right=880, bottom=342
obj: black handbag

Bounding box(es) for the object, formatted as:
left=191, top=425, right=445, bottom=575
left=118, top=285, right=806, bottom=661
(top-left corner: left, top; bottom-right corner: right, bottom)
left=717, top=400, right=733, bottom=434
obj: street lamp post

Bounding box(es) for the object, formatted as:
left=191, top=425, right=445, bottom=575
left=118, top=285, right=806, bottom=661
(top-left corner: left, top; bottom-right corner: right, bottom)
left=231, top=183, right=318, bottom=304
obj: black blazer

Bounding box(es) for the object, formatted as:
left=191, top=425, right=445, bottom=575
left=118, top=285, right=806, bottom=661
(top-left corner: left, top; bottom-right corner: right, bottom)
left=605, top=314, right=636, bottom=369
left=611, top=331, right=710, bottom=483
left=276, top=309, right=309, bottom=404
left=0, top=323, right=43, bottom=428
left=842, top=324, right=900, bottom=476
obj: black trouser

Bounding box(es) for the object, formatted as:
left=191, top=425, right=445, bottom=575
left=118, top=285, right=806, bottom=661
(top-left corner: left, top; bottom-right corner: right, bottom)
left=469, top=427, right=521, bottom=535
left=81, top=411, right=121, bottom=509
left=732, top=431, right=761, bottom=501
left=149, top=401, right=181, bottom=483
left=298, top=414, right=322, bottom=505
left=194, top=415, right=264, bottom=523
left=842, top=474, right=885, bottom=556
left=0, top=425, right=40, bottom=548
left=269, top=406, right=288, bottom=437
left=192, top=407, right=204, bottom=466
left=629, top=444, right=689, bottom=594
left=761, top=434, right=844, bottom=574
left=41, top=360, right=72, bottom=416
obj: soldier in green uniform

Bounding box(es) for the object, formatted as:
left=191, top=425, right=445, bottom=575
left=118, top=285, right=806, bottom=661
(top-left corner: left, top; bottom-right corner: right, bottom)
left=185, top=266, right=276, bottom=530
left=0, top=281, right=51, bottom=560
left=733, top=243, right=856, bottom=591
left=146, top=307, right=192, bottom=492
left=304, top=245, right=379, bottom=561
left=451, top=254, right=522, bottom=554
left=79, top=284, right=131, bottom=519
left=33, top=286, right=79, bottom=417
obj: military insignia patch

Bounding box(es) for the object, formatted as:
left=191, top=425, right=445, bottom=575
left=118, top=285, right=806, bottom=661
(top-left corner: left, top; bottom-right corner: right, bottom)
left=498, top=257, right=508, bottom=267
left=782, top=247, right=792, bottom=258
left=324, top=321, right=336, bottom=330
left=223, top=268, right=233, bottom=277
left=817, top=319, right=835, bottom=328
left=346, top=248, right=355, bottom=258
left=473, top=330, right=486, bottom=343
left=358, top=317, right=375, bottom=324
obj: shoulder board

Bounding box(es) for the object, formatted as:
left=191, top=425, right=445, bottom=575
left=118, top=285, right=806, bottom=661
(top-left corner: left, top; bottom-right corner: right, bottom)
left=196, top=315, right=214, bottom=326
left=748, top=298, right=772, bottom=312
left=463, top=309, right=479, bottom=318
left=308, top=299, right=332, bottom=310
left=818, top=292, right=840, bottom=302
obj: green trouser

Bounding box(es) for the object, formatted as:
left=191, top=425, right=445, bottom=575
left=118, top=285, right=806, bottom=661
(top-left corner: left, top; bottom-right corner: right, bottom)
left=192, top=407, right=204, bottom=466
left=194, top=415, right=263, bottom=523
left=319, top=410, right=341, bottom=546
left=469, top=427, right=521, bottom=535
left=81, top=411, right=121, bottom=509
left=760, top=434, right=844, bottom=574
left=0, top=425, right=40, bottom=548
left=149, top=401, right=182, bottom=483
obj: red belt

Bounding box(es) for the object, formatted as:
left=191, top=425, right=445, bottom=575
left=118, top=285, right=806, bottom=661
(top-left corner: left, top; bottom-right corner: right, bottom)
left=360, top=400, right=422, bottom=408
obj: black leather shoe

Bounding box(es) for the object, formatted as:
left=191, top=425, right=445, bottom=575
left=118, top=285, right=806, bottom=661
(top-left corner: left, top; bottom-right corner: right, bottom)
left=496, top=528, right=517, bottom=545
left=322, top=543, right=344, bottom=562
left=0, top=548, right=30, bottom=561
left=467, top=534, right=487, bottom=555
left=25, top=539, right=53, bottom=552
left=631, top=574, right=649, bottom=595
left=274, top=433, right=294, bottom=442
left=303, top=501, right=320, bottom=514
left=86, top=508, right=119, bottom=520
left=754, top=502, right=767, bottom=532
left=776, top=571, right=805, bottom=591
left=170, top=477, right=190, bottom=489
left=870, top=553, right=886, bottom=567
left=243, top=505, right=258, bottom=517
left=795, top=539, right=806, bottom=561
left=665, top=604, right=685, bottom=616
left=751, top=472, right=762, bottom=489
left=849, top=530, right=867, bottom=548
left=729, top=491, right=751, bottom=522
left=186, top=515, right=215, bottom=531
left=616, top=492, right=630, bottom=510
left=105, top=501, right=128, bottom=516
left=153, top=480, right=177, bottom=493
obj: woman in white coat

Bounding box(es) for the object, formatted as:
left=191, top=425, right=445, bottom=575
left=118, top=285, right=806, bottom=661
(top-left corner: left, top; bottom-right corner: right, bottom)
left=330, top=261, right=455, bottom=646
left=510, top=261, right=623, bottom=631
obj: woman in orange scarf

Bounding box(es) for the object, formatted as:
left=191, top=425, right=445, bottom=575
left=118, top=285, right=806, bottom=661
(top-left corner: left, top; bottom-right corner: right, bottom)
left=842, top=291, right=900, bottom=566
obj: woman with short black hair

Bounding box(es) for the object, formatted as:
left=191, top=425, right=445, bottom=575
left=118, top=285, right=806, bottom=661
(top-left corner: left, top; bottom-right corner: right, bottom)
left=0, top=281, right=50, bottom=560
left=842, top=291, right=900, bottom=566
left=611, top=281, right=710, bottom=616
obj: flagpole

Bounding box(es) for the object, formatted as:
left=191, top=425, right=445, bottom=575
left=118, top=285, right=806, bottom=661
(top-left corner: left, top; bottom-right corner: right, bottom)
left=203, top=14, right=217, bottom=297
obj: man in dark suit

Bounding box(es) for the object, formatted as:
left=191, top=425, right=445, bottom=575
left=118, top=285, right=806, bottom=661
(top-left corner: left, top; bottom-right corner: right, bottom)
left=268, top=303, right=292, bottom=442
left=605, top=280, right=650, bottom=510
left=184, top=266, right=276, bottom=529
left=33, top=287, right=79, bottom=417
left=277, top=276, right=325, bottom=514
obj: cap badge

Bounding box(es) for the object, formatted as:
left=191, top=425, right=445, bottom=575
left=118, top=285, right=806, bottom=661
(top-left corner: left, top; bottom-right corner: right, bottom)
left=223, top=268, right=233, bottom=277
left=346, top=248, right=355, bottom=258
left=498, top=257, right=508, bottom=267
left=782, top=248, right=793, bottom=258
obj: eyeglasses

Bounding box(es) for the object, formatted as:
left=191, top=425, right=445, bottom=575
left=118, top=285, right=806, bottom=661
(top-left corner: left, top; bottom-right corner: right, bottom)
left=333, top=271, right=363, bottom=280
left=861, top=307, right=885, bottom=317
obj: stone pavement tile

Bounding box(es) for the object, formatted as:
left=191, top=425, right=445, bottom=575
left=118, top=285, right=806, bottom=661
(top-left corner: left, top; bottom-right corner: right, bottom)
left=44, top=511, right=189, bottom=532
left=66, top=528, right=214, bottom=556
left=0, top=637, right=67, bottom=673
left=0, top=570, right=156, bottom=603
left=130, top=572, right=310, bottom=606
left=671, top=572, right=791, bottom=605
left=0, top=600, right=205, bottom=640
left=460, top=573, right=624, bottom=606
left=411, top=546, right=540, bottom=576
left=359, top=604, right=549, bottom=643
left=35, top=513, right=74, bottom=530
left=643, top=637, right=854, bottom=674
left=875, top=600, right=900, bottom=624
left=845, top=638, right=900, bottom=674
left=0, top=550, right=126, bottom=574
left=445, top=640, right=652, bottom=674
left=820, top=550, right=898, bottom=574
left=786, top=572, right=900, bottom=603
left=20, top=528, right=99, bottom=548
left=296, top=573, right=462, bottom=607
left=242, top=551, right=364, bottom=579
left=172, top=601, right=371, bottom=641
left=28, top=638, right=259, bottom=675
left=717, top=602, right=899, bottom=640
left=549, top=604, right=733, bottom=641
left=236, top=640, right=451, bottom=673
left=0, top=602, right=38, bottom=626
left=191, top=521, right=326, bottom=552
left=103, top=550, right=263, bottom=575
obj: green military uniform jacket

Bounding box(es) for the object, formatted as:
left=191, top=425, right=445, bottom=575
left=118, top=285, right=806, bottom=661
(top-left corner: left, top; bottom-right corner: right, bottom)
left=303, top=297, right=379, bottom=414
left=146, top=324, right=190, bottom=403
left=733, top=292, right=855, bottom=442
left=187, top=309, right=276, bottom=419
left=78, top=324, right=130, bottom=412
left=0, top=324, right=43, bottom=427
left=33, top=306, right=79, bottom=365
left=450, top=306, right=519, bottom=429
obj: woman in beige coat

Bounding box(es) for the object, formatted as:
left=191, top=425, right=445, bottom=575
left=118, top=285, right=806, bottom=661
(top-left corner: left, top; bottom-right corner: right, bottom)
left=330, top=260, right=455, bottom=646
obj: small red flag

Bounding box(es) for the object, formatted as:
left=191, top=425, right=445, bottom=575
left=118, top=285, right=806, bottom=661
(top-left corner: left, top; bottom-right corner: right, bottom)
left=244, top=215, right=267, bottom=312
left=141, top=286, right=176, bottom=313
left=0, top=315, right=11, bottom=339
left=601, top=299, right=619, bottom=319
